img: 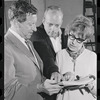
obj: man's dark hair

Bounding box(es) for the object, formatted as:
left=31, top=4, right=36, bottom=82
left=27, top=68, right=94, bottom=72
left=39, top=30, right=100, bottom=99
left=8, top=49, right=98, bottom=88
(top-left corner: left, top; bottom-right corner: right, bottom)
left=8, top=0, right=38, bottom=22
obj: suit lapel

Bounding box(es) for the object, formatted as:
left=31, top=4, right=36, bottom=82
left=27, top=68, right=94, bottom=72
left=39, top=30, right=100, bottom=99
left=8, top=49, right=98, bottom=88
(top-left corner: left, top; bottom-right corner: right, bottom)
left=5, top=31, right=41, bottom=71
left=39, top=24, right=55, bottom=55
left=61, top=28, right=67, bottom=49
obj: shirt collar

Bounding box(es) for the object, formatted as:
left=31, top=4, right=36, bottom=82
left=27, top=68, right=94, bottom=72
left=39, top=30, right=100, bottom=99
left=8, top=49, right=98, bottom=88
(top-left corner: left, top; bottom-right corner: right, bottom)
left=9, top=28, right=26, bottom=43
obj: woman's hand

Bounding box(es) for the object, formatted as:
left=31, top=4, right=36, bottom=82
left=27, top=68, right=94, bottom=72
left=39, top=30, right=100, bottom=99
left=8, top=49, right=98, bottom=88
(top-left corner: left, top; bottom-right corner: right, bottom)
left=86, top=80, right=96, bottom=97
left=63, top=72, right=75, bottom=81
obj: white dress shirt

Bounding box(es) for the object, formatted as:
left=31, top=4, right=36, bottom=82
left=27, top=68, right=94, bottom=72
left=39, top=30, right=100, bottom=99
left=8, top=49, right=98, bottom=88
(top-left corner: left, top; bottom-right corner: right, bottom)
left=50, top=36, right=62, bottom=53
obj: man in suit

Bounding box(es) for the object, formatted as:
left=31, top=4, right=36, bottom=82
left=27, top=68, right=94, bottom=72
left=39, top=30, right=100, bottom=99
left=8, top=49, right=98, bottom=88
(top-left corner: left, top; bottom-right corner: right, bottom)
left=30, top=6, right=67, bottom=80
left=30, top=6, right=67, bottom=100
left=4, top=1, right=62, bottom=100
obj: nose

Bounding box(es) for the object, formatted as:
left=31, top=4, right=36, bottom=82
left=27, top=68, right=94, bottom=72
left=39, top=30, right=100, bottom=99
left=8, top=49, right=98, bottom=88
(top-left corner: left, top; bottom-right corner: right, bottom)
left=51, top=25, right=56, bottom=31
left=72, top=39, right=76, bottom=44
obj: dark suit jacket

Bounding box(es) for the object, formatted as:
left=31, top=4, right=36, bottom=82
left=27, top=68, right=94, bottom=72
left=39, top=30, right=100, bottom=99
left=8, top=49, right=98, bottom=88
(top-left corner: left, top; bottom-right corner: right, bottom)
left=30, top=24, right=67, bottom=100
left=30, top=24, right=67, bottom=79
left=4, top=30, right=44, bottom=100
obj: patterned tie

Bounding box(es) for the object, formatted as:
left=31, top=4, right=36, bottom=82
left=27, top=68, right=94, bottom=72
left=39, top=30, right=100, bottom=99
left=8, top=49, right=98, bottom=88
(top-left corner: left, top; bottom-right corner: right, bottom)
left=25, top=40, right=40, bottom=68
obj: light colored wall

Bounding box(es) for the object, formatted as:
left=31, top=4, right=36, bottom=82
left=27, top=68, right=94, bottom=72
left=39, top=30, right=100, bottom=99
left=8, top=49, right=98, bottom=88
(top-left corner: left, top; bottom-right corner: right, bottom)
left=45, top=0, right=83, bottom=28
left=31, top=0, right=45, bottom=26
left=4, top=1, right=14, bottom=33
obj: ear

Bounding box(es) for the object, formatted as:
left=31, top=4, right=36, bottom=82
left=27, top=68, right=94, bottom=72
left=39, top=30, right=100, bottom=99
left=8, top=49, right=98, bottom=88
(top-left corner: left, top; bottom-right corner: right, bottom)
left=15, top=20, right=22, bottom=29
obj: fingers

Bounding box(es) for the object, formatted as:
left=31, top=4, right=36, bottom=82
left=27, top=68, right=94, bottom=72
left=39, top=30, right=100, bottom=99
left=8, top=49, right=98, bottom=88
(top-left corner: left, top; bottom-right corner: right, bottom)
left=47, top=84, right=63, bottom=95
left=68, top=75, right=75, bottom=81
left=50, top=72, right=63, bottom=83
left=48, top=88, right=61, bottom=95
left=51, top=72, right=75, bottom=83
left=57, top=74, right=63, bottom=82
left=50, top=73, right=56, bottom=81
left=58, top=81, right=64, bottom=86
left=43, top=79, right=63, bottom=95
left=63, top=72, right=75, bottom=81
left=45, top=79, right=62, bottom=88
left=49, top=84, right=62, bottom=89
left=45, top=79, right=57, bottom=86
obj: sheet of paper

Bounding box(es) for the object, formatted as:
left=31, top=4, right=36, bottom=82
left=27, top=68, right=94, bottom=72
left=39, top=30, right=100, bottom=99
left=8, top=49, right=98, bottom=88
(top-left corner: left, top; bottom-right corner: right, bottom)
left=58, top=76, right=94, bottom=87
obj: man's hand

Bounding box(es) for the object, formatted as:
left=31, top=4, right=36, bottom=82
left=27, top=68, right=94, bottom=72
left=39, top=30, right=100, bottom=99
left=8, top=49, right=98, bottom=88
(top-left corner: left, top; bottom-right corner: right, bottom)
left=37, top=79, right=63, bottom=95
left=51, top=28, right=62, bottom=39
left=50, top=72, right=63, bottom=83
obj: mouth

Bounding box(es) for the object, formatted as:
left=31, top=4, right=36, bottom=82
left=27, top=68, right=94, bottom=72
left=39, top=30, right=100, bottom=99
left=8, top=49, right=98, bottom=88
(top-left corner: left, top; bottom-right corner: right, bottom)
left=69, top=44, right=77, bottom=49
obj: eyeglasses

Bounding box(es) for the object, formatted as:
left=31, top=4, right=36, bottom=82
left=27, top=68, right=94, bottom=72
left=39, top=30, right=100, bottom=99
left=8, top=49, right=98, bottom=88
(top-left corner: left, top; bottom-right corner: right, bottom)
left=68, top=34, right=85, bottom=43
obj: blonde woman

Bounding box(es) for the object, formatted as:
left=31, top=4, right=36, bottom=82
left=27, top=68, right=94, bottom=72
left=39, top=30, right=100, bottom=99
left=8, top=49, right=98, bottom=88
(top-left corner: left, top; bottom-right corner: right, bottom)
left=56, top=15, right=97, bottom=100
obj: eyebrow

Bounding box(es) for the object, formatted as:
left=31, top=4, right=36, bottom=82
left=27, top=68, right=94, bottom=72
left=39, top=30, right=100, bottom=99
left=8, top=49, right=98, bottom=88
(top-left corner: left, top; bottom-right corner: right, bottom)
left=47, top=22, right=60, bottom=26
left=69, top=34, right=85, bottom=41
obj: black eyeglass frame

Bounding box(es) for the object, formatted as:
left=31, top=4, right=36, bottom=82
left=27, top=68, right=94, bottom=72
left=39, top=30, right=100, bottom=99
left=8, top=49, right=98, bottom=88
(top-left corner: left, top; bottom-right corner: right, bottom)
left=68, top=34, right=86, bottom=43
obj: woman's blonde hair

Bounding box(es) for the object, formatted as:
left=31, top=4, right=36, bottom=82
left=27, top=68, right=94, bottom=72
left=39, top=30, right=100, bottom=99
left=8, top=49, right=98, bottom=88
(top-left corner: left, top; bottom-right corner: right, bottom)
left=65, top=15, right=94, bottom=40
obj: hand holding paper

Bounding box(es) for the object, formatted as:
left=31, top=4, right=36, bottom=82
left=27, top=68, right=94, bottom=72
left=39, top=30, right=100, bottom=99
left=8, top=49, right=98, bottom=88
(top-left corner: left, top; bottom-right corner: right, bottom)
left=58, top=75, right=95, bottom=88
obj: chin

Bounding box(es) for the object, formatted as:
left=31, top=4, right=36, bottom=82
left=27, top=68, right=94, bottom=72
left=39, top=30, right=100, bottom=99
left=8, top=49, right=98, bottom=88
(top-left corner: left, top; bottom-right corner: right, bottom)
left=69, top=47, right=77, bottom=52
left=27, top=36, right=31, bottom=39
left=70, top=49, right=76, bottom=52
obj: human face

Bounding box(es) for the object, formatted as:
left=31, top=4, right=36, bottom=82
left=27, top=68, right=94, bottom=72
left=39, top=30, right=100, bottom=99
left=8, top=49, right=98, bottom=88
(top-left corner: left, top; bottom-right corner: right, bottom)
left=67, top=31, right=85, bottom=53
left=18, top=14, right=37, bottom=39
left=43, top=10, right=63, bottom=38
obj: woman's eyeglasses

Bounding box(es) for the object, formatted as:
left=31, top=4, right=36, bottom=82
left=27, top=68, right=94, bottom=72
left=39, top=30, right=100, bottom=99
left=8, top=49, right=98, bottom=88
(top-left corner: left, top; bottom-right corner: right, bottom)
left=68, top=34, right=85, bottom=43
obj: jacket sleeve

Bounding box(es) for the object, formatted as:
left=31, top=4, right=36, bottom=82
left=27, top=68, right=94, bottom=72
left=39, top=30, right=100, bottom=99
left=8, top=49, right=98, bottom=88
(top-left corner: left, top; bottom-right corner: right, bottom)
left=4, top=46, right=40, bottom=100
left=4, top=46, right=25, bottom=100
left=33, top=41, right=59, bottom=79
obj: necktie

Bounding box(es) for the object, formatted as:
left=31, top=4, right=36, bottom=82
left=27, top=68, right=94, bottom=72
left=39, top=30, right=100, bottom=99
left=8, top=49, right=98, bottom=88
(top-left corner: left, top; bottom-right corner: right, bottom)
left=25, top=40, right=40, bottom=68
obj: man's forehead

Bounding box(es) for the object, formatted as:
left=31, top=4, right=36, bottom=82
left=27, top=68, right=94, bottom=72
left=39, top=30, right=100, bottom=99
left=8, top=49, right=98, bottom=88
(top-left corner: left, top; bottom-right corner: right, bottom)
left=26, top=13, right=37, bottom=18
left=46, top=10, right=62, bottom=18
left=46, top=19, right=62, bottom=26
left=26, top=14, right=37, bottom=22
left=45, top=14, right=62, bottom=24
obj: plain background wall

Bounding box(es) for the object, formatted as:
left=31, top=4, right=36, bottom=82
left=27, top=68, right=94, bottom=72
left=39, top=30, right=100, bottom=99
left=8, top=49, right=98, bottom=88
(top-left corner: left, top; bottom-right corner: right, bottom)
left=31, top=0, right=45, bottom=26
left=4, top=1, right=14, bottom=33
